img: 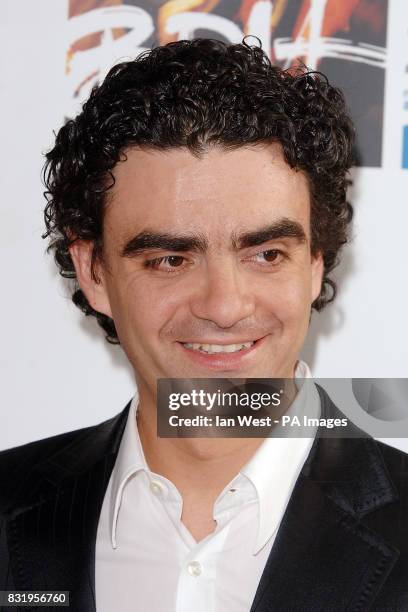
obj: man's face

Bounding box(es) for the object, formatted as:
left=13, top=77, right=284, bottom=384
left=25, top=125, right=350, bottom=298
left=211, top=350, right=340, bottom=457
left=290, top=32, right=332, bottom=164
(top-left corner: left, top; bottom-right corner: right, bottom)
left=72, top=145, right=323, bottom=401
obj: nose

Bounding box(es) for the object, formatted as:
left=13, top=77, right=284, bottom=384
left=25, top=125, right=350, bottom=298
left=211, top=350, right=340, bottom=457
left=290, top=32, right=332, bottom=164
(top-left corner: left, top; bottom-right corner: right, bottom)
left=189, top=260, right=255, bottom=328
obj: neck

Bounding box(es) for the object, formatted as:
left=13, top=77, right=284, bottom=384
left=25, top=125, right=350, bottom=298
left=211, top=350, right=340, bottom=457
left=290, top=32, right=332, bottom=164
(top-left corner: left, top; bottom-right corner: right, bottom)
left=138, top=401, right=266, bottom=540
left=138, top=402, right=266, bottom=495
left=135, top=373, right=298, bottom=540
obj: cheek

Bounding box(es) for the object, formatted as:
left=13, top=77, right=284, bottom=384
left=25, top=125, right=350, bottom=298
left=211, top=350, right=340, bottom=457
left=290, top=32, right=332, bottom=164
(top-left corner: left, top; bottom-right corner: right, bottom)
left=107, top=272, right=188, bottom=342
left=259, top=272, right=312, bottom=321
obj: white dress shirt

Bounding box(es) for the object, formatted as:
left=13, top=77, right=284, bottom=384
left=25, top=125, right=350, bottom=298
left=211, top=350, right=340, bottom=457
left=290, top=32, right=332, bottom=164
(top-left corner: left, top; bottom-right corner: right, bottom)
left=95, top=361, right=320, bottom=612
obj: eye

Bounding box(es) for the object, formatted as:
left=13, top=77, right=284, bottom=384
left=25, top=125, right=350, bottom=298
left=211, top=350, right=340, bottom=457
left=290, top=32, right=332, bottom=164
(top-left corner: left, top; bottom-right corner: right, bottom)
left=259, top=250, right=280, bottom=262
left=144, top=255, right=186, bottom=271
left=252, top=249, right=286, bottom=265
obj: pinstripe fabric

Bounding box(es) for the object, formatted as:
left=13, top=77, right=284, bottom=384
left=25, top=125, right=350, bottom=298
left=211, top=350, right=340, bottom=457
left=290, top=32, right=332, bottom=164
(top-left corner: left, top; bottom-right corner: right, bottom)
left=0, top=519, right=15, bottom=591
left=0, top=404, right=130, bottom=612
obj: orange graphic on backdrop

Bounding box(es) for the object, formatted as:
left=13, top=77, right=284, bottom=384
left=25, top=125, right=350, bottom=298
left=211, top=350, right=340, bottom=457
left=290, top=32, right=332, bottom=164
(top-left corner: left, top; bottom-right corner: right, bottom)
left=67, top=0, right=126, bottom=75
left=67, top=0, right=387, bottom=75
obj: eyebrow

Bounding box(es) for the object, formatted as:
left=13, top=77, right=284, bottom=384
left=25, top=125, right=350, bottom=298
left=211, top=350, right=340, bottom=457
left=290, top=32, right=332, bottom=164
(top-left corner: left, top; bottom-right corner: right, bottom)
left=121, top=232, right=208, bottom=257
left=232, top=219, right=307, bottom=249
left=120, top=218, right=307, bottom=258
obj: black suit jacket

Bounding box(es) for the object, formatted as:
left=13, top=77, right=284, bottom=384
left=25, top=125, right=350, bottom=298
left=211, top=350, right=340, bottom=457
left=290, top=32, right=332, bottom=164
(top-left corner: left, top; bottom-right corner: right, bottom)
left=1, top=386, right=408, bottom=611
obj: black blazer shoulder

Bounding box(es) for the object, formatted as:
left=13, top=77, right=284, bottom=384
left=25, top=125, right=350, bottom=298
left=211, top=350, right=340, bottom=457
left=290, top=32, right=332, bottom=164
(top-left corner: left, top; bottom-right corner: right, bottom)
left=0, top=403, right=130, bottom=520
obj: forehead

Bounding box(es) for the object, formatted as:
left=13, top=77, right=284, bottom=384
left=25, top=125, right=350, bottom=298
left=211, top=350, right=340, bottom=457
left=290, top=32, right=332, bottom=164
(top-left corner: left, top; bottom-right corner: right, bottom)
left=105, top=144, right=311, bottom=241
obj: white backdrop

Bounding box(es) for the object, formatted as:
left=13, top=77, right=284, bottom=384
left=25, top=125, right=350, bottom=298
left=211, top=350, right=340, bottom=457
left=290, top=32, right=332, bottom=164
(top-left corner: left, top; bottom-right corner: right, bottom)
left=1, top=0, right=408, bottom=451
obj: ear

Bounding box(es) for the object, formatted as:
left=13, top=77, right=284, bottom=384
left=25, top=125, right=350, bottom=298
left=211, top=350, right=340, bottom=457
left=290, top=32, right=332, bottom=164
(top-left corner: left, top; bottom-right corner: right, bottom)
left=69, top=240, right=113, bottom=318
left=311, top=251, right=324, bottom=303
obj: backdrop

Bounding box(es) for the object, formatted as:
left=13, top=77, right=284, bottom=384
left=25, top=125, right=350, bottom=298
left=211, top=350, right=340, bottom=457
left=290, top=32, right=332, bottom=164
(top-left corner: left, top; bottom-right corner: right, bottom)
left=1, top=0, right=407, bottom=451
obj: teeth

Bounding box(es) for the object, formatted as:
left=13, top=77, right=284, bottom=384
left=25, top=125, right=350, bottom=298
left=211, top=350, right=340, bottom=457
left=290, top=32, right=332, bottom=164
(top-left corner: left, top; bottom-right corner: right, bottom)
left=183, top=342, right=254, bottom=354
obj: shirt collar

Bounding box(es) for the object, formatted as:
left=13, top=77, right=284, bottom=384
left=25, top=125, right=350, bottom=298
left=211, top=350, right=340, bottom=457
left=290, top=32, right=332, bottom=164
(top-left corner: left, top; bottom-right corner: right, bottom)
left=109, top=360, right=320, bottom=551
left=109, top=391, right=145, bottom=548
left=240, top=360, right=321, bottom=553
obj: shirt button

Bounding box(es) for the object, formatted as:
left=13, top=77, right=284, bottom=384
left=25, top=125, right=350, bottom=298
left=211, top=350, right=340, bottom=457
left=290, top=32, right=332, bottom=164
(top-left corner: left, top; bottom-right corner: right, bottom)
left=150, top=480, right=163, bottom=496
left=187, top=561, right=202, bottom=577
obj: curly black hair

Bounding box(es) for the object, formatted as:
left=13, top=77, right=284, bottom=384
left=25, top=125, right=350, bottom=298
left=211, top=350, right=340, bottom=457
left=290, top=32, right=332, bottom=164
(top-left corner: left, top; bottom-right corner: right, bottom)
left=43, top=38, right=354, bottom=344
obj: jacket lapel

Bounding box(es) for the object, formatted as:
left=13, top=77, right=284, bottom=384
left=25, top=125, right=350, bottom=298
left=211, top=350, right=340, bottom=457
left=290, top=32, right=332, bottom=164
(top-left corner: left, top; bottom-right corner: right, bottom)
left=250, top=387, right=400, bottom=611
left=6, top=403, right=130, bottom=612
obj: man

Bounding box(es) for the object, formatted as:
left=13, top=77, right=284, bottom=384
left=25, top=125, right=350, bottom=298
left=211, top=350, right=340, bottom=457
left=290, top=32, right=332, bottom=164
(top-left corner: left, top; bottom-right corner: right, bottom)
left=1, top=39, right=407, bottom=611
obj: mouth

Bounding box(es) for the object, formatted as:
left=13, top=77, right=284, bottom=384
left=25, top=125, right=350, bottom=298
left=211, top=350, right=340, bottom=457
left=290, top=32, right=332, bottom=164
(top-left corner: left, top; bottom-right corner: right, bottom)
left=181, top=341, right=255, bottom=354
left=177, top=337, right=266, bottom=371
